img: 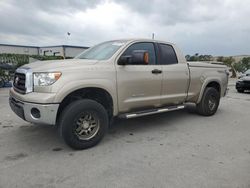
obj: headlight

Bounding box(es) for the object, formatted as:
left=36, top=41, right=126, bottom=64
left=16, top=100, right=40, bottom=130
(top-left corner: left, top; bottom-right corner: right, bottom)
left=33, top=72, right=61, bottom=86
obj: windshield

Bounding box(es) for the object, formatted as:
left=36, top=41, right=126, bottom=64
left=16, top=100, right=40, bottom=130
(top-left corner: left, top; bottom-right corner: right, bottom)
left=245, top=69, right=250, bottom=74
left=75, top=40, right=126, bottom=60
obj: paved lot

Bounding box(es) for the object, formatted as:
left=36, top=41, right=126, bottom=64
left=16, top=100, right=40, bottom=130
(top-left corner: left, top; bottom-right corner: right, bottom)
left=0, top=83, right=250, bottom=188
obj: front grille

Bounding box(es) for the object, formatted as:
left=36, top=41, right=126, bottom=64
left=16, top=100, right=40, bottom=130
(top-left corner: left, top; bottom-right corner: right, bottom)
left=13, top=72, right=26, bottom=94
left=243, top=80, right=250, bottom=84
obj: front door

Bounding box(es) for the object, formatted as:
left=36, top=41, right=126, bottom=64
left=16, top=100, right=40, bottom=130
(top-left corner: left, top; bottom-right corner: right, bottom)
left=116, top=42, right=162, bottom=113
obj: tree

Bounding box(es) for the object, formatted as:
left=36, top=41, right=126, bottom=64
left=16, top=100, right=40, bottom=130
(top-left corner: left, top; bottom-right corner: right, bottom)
left=241, top=57, right=250, bottom=72
left=185, top=55, right=191, bottom=61
left=186, top=53, right=213, bottom=61
left=216, top=56, right=224, bottom=62
left=217, top=56, right=237, bottom=78
left=234, top=57, right=250, bottom=73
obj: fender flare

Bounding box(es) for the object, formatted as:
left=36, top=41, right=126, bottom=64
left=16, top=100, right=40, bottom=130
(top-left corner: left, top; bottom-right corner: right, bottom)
left=197, top=78, right=222, bottom=104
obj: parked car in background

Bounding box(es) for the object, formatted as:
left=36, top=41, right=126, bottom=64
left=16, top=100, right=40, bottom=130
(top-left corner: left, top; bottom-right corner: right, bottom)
left=236, top=70, right=250, bottom=93
left=0, top=63, right=15, bottom=88
left=238, top=69, right=250, bottom=79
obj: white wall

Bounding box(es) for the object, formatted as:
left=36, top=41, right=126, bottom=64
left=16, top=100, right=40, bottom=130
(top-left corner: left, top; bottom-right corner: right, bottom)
left=0, top=45, right=38, bottom=55
left=0, top=45, right=88, bottom=58
left=65, top=47, right=87, bottom=57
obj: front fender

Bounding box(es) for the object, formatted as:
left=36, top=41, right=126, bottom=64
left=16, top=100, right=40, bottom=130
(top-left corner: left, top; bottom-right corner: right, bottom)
left=53, top=79, right=118, bottom=115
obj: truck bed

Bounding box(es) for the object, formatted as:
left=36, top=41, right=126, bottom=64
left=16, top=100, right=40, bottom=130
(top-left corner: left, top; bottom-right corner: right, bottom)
left=188, top=61, right=227, bottom=69
left=186, top=61, right=228, bottom=103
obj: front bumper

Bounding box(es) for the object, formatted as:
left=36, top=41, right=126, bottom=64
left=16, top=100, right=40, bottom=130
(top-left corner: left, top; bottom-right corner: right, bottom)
left=9, top=96, right=59, bottom=125
left=236, top=81, right=250, bottom=90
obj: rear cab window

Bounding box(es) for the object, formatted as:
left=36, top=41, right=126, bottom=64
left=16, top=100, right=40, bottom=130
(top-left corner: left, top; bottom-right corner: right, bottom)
left=158, top=43, right=178, bottom=65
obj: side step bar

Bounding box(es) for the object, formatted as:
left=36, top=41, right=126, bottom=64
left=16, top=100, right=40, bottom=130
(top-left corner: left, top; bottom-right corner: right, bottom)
left=119, top=105, right=185, bottom=119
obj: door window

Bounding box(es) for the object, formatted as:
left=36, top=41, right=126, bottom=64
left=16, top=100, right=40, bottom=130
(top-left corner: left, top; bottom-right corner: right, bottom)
left=158, top=44, right=178, bottom=65
left=121, top=42, right=156, bottom=65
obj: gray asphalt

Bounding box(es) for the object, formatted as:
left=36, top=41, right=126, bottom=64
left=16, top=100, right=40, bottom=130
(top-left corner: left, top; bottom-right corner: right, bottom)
left=0, top=82, right=250, bottom=188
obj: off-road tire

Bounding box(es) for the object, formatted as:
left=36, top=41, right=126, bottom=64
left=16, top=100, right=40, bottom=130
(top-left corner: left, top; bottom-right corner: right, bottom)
left=196, top=87, right=220, bottom=116
left=59, top=99, right=109, bottom=150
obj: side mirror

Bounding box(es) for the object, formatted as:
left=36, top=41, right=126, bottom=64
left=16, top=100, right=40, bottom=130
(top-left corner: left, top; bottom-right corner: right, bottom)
left=118, top=50, right=149, bottom=65
left=118, top=55, right=131, bottom=65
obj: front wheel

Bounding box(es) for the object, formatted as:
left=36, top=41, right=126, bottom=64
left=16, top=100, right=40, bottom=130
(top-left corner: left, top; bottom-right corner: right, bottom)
left=59, top=99, right=109, bottom=150
left=196, top=87, right=220, bottom=116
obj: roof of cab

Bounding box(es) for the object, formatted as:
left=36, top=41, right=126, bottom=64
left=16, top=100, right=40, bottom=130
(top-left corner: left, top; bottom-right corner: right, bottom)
left=107, top=38, right=175, bottom=46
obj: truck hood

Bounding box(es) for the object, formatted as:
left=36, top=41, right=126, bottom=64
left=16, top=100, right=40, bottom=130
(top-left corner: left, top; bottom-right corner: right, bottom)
left=240, top=75, right=250, bottom=81
left=21, top=59, right=98, bottom=72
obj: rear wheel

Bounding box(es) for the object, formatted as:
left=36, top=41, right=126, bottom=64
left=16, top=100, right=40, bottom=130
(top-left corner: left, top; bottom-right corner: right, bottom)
left=59, top=99, right=109, bottom=150
left=197, top=87, right=220, bottom=116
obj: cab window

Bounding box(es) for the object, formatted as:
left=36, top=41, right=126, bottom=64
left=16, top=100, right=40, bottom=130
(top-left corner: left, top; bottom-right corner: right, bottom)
left=158, top=43, right=178, bottom=65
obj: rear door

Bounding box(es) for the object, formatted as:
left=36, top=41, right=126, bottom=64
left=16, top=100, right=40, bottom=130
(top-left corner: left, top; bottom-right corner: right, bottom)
left=157, top=43, right=189, bottom=105
left=116, top=42, right=162, bottom=113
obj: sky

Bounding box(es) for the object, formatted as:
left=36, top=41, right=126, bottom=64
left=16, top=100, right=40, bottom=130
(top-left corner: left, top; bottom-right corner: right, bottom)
left=0, top=0, right=249, bottom=56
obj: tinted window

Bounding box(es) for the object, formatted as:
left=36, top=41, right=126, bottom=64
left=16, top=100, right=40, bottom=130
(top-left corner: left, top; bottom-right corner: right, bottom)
left=122, top=42, right=156, bottom=65
left=158, top=44, right=178, bottom=65
left=245, top=69, right=250, bottom=74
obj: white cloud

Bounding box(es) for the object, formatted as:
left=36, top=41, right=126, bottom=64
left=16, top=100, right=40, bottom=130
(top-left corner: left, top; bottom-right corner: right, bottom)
left=0, top=0, right=250, bottom=55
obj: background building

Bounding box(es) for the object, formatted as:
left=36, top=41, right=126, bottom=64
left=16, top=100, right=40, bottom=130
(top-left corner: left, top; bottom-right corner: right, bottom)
left=0, top=44, right=39, bottom=55
left=0, top=44, right=89, bottom=58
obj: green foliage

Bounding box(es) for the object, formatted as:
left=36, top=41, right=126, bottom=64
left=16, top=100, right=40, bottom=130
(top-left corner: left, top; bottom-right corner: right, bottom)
left=30, top=55, right=64, bottom=61
left=0, top=68, right=5, bottom=81
left=216, top=56, right=224, bottom=62
left=217, top=56, right=250, bottom=74
left=0, top=52, right=76, bottom=86
left=234, top=57, right=250, bottom=73
left=0, top=53, right=29, bottom=68
left=216, top=56, right=237, bottom=78
left=185, top=53, right=213, bottom=61
left=218, top=56, right=234, bottom=66
left=0, top=53, right=71, bottom=69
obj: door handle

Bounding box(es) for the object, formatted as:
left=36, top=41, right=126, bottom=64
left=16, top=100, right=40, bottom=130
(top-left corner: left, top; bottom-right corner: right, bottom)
left=151, top=69, right=162, bottom=74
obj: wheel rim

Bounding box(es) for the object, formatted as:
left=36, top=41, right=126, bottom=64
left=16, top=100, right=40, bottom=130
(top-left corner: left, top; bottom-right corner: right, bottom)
left=208, top=95, right=217, bottom=111
left=74, top=112, right=100, bottom=140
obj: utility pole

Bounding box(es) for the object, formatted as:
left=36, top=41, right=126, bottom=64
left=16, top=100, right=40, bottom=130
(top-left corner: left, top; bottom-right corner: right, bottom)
left=64, top=32, right=71, bottom=59
left=152, top=33, right=155, bottom=40
left=66, top=32, right=71, bottom=45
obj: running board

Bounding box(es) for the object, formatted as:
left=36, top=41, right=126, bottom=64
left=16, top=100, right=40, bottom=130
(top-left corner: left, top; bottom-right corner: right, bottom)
left=119, top=105, right=185, bottom=119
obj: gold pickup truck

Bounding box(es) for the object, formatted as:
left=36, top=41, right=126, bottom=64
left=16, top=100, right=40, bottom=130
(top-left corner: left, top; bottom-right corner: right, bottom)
left=9, top=39, right=229, bottom=149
